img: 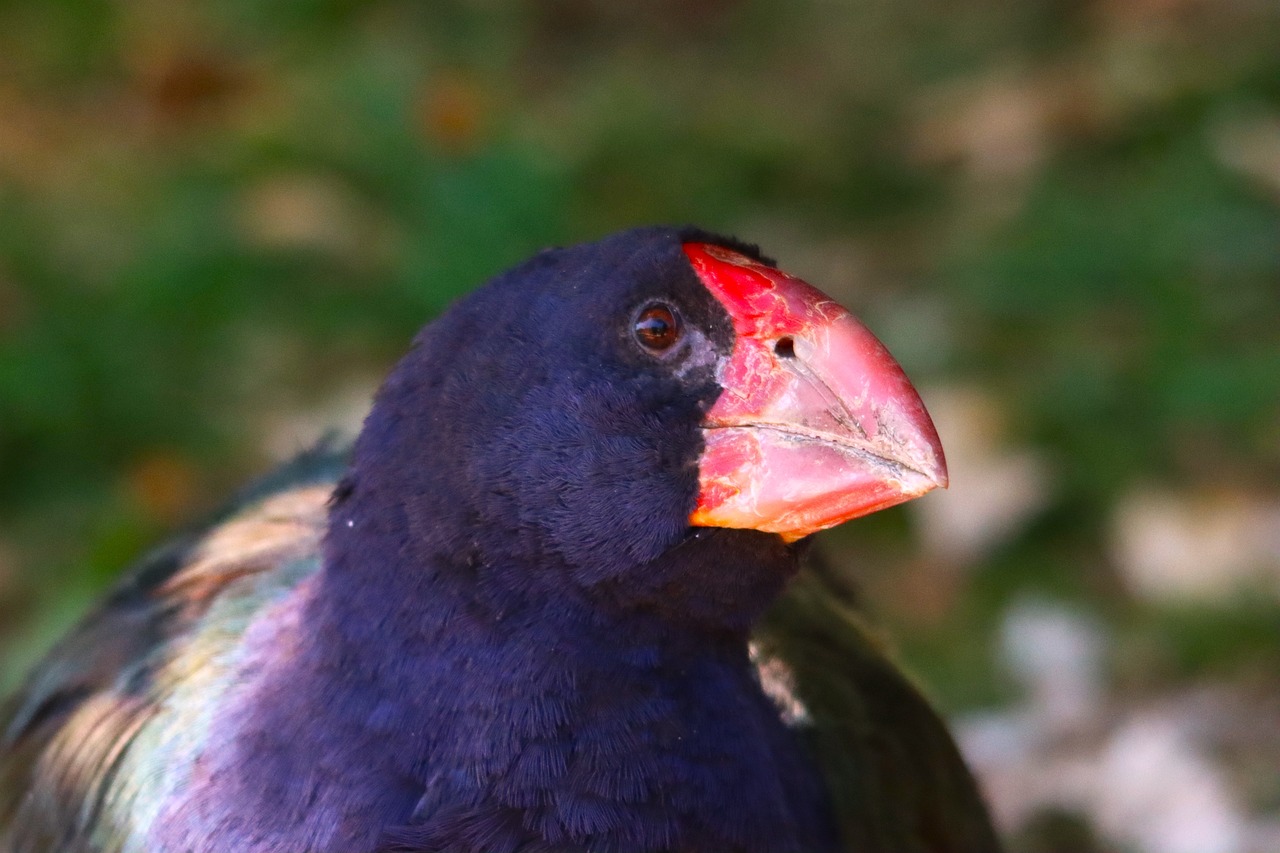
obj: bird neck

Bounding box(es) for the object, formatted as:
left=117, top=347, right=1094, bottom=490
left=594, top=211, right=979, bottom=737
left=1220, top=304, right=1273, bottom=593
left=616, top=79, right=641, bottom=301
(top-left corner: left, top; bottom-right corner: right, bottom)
left=237, top=514, right=839, bottom=852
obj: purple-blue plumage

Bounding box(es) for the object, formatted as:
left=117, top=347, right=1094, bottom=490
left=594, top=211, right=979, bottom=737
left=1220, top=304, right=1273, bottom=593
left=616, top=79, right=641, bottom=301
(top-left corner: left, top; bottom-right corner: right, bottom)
left=146, top=227, right=835, bottom=852
left=1, top=226, right=1003, bottom=853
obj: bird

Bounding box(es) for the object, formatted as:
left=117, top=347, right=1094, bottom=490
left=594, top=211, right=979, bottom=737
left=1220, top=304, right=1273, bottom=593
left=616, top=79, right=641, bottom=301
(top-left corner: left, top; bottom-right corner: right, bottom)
left=0, top=226, right=1002, bottom=853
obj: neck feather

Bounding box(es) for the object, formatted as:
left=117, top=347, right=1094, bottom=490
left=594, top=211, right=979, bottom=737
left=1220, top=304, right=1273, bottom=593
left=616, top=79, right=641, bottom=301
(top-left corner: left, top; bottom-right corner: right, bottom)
left=155, top=493, right=836, bottom=853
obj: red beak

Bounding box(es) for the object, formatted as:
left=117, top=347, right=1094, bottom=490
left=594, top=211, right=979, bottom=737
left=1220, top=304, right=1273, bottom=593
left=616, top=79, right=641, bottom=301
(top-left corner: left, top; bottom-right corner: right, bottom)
left=684, top=242, right=947, bottom=542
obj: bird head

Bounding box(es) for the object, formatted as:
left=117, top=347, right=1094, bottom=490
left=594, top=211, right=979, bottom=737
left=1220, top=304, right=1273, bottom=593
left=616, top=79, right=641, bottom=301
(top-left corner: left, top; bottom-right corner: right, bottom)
left=342, top=226, right=945, bottom=625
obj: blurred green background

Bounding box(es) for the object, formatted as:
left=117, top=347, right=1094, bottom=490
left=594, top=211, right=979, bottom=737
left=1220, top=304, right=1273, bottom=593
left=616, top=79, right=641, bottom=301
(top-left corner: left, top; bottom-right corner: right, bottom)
left=1, top=1, right=1278, bottom=850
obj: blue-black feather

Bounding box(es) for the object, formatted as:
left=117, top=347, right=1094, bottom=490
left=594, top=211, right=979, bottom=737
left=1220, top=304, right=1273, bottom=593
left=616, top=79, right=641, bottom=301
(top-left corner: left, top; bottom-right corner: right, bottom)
left=137, top=226, right=838, bottom=853
left=2, top=226, right=1002, bottom=853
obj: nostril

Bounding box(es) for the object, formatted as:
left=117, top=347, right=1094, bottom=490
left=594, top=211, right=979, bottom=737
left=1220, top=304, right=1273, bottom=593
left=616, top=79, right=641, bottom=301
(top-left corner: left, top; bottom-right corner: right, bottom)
left=774, top=337, right=795, bottom=359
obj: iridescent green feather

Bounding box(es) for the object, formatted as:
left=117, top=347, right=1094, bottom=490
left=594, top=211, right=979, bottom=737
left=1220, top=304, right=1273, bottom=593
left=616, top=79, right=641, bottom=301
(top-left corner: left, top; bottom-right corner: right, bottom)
left=758, top=565, right=1003, bottom=853
left=1, top=449, right=1001, bottom=852
left=0, top=450, right=344, bottom=853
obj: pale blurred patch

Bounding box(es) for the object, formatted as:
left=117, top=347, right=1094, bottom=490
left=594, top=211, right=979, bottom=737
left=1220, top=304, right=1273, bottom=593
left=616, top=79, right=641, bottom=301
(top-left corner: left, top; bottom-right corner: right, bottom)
left=237, top=173, right=401, bottom=271
left=909, top=72, right=1052, bottom=186
left=1109, top=487, right=1280, bottom=603
left=1212, top=109, right=1280, bottom=203
left=1091, top=711, right=1246, bottom=853
left=912, top=386, right=1055, bottom=569
left=1001, top=598, right=1107, bottom=735
left=258, top=377, right=379, bottom=463
left=961, top=598, right=1270, bottom=853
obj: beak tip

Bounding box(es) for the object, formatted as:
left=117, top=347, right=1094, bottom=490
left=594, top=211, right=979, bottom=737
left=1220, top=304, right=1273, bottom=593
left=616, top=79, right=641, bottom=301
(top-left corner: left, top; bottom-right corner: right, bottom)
left=908, top=464, right=948, bottom=498
left=912, top=407, right=948, bottom=491
left=929, top=450, right=949, bottom=491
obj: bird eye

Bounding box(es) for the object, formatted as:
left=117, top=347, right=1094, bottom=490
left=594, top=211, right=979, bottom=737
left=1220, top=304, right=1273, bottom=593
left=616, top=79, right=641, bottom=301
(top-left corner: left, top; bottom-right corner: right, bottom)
left=633, top=303, right=681, bottom=353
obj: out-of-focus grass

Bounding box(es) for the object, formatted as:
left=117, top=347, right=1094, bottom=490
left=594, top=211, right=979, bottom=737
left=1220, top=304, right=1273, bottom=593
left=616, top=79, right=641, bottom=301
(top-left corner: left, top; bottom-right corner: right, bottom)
left=2, top=2, right=1279, bottom=849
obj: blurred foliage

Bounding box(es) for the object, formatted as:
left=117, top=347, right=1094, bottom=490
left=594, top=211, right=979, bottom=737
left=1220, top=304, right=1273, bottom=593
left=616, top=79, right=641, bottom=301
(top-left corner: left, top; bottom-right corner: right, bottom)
left=1, top=0, right=1279, bottom=846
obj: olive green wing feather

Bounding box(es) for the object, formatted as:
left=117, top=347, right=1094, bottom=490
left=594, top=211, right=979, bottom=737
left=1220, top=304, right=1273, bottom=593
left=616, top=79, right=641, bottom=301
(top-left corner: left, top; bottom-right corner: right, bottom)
left=0, top=451, right=345, bottom=853
left=5, top=446, right=1002, bottom=853
left=758, top=559, right=1004, bottom=853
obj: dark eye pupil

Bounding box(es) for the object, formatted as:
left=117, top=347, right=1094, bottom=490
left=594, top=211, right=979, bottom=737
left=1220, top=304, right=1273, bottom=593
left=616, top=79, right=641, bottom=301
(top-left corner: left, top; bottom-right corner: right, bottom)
left=634, top=304, right=680, bottom=352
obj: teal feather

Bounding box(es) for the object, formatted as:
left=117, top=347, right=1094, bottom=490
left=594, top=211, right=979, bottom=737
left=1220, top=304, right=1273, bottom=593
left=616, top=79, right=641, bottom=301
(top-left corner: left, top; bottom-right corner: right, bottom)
left=2, top=449, right=999, bottom=852
left=0, top=450, right=343, bottom=852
